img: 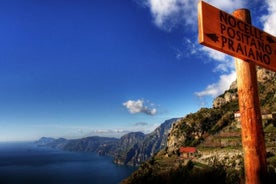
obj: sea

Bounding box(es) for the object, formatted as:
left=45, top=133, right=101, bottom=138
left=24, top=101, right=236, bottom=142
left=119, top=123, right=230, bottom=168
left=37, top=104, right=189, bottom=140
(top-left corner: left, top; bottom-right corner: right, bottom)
left=0, top=142, right=136, bottom=184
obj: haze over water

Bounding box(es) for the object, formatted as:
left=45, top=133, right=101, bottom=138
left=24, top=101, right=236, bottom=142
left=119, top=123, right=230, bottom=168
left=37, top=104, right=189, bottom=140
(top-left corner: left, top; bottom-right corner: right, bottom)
left=0, top=142, right=135, bottom=184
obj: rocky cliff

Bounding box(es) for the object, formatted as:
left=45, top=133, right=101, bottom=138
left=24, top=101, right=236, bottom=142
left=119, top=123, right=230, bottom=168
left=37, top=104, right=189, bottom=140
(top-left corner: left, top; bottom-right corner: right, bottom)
left=114, top=118, right=179, bottom=166
left=113, top=132, right=146, bottom=165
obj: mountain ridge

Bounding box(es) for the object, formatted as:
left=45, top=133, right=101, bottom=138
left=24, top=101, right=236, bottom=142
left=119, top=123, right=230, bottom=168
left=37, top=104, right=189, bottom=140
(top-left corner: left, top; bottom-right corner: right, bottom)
left=35, top=118, right=179, bottom=166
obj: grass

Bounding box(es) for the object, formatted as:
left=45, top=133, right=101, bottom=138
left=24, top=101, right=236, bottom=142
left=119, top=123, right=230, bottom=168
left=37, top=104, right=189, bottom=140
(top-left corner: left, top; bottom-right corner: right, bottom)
left=193, top=161, right=207, bottom=169
left=268, top=156, right=276, bottom=168
left=264, top=123, right=276, bottom=133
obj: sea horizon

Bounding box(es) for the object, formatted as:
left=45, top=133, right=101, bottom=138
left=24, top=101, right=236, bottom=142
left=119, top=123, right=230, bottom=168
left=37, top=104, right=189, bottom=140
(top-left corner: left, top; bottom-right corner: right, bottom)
left=0, top=141, right=136, bottom=184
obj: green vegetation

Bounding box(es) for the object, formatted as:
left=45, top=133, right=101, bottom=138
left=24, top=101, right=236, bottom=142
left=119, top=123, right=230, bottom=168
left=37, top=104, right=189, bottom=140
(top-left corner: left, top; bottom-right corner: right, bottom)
left=172, top=104, right=237, bottom=148
left=264, top=124, right=276, bottom=133
left=259, top=77, right=276, bottom=112
left=268, top=156, right=276, bottom=168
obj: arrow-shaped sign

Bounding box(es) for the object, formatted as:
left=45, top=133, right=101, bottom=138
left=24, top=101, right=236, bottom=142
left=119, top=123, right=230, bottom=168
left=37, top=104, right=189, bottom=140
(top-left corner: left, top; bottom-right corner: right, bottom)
left=267, top=36, right=276, bottom=43
left=206, top=33, right=219, bottom=43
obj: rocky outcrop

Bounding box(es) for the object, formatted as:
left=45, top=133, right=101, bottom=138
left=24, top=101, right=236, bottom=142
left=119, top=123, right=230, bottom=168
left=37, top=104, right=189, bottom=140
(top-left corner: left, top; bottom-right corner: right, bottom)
left=257, top=67, right=276, bottom=82
left=224, top=91, right=238, bottom=102
left=213, top=68, right=276, bottom=109
left=213, top=80, right=238, bottom=108
left=213, top=97, right=227, bottom=108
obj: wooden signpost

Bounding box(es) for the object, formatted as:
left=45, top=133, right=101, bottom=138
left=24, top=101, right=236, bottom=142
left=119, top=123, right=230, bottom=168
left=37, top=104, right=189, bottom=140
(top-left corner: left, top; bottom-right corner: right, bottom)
left=198, top=1, right=274, bottom=184
left=198, top=1, right=276, bottom=72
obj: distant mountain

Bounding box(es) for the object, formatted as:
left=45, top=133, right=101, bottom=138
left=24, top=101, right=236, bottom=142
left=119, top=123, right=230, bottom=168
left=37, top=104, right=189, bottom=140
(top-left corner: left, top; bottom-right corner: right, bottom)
left=35, top=137, right=56, bottom=145
left=35, top=136, right=118, bottom=156
left=36, top=137, right=68, bottom=149
left=63, top=136, right=118, bottom=156
left=113, top=118, right=179, bottom=166
left=35, top=118, right=179, bottom=166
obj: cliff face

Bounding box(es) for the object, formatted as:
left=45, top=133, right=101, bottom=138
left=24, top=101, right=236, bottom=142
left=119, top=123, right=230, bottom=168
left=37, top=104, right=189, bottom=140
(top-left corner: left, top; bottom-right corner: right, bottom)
left=113, top=118, right=179, bottom=166
left=113, top=132, right=145, bottom=165
left=212, top=87, right=238, bottom=108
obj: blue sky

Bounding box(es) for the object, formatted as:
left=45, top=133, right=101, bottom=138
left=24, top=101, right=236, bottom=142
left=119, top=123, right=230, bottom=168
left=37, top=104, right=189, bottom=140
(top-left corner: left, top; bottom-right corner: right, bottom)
left=0, top=0, right=275, bottom=141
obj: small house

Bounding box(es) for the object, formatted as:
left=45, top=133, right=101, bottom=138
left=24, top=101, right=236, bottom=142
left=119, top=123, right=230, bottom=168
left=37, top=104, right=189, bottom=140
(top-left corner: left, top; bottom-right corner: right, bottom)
left=179, top=147, right=197, bottom=159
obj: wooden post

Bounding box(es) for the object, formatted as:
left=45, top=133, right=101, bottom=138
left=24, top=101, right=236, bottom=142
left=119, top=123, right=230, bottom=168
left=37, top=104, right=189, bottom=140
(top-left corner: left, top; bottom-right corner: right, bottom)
left=233, top=9, right=267, bottom=184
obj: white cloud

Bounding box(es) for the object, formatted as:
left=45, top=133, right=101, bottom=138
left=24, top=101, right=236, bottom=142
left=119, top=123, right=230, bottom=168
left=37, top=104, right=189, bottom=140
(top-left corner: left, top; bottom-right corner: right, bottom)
left=75, top=129, right=131, bottom=138
left=191, top=45, right=236, bottom=100
left=199, top=46, right=235, bottom=73
left=144, top=0, right=196, bottom=30
left=89, top=124, right=159, bottom=137
left=207, top=0, right=244, bottom=12
left=200, top=47, right=228, bottom=62
left=88, top=122, right=157, bottom=138
left=195, top=71, right=236, bottom=98
left=261, top=0, right=276, bottom=35
left=123, top=99, right=143, bottom=113
left=144, top=0, right=245, bottom=31
left=141, top=0, right=250, bottom=100
left=92, top=129, right=130, bottom=134
left=123, top=99, right=157, bottom=115
left=134, top=122, right=148, bottom=126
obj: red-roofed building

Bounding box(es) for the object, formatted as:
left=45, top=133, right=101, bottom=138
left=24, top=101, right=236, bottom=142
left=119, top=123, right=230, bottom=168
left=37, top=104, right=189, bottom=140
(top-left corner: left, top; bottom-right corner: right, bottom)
left=179, top=147, right=197, bottom=158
